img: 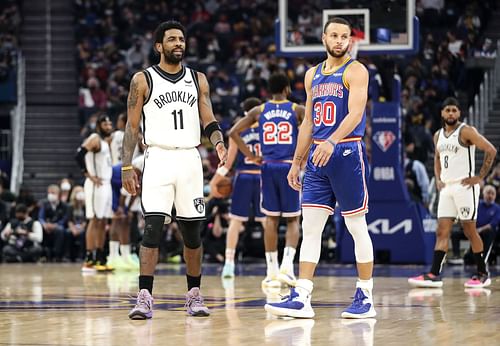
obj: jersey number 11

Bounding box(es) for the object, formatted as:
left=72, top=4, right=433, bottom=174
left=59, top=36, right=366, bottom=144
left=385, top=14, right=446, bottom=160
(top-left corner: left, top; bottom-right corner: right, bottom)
left=172, top=109, right=184, bottom=130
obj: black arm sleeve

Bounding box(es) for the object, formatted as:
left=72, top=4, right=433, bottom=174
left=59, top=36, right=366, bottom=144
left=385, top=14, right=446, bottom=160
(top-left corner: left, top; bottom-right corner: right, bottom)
left=204, top=121, right=223, bottom=146
left=75, top=146, right=88, bottom=173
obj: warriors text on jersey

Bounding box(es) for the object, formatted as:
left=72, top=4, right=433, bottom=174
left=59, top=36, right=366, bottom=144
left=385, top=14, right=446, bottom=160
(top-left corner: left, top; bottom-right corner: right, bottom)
left=258, top=100, right=298, bottom=161
left=85, top=137, right=112, bottom=181
left=235, top=125, right=260, bottom=171
left=142, top=65, right=200, bottom=149
left=311, top=58, right=366, bottom=140
left=437, top=123, right=475, bottom=183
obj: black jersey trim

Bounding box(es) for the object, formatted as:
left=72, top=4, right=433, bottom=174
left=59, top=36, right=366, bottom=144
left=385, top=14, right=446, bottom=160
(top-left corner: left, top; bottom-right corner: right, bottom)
left=143, top=69, right=153, bottom=105
left=152, top=65, right=186, bottom=83
left=175, top=216, right=207, bottom=221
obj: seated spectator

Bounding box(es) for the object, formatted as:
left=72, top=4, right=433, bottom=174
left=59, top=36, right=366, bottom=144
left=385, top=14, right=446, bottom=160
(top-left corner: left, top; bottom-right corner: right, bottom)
left=38, top=184, right=69, bottom=261
left=59, top=178, right=73, bottom=203
left=1, top=204, right=43, bottom=262
left=404, top=141, right=430, bottom=207
left=203, top=198, right=229, bottom=263
left=65, top=186, right=86, bottom=261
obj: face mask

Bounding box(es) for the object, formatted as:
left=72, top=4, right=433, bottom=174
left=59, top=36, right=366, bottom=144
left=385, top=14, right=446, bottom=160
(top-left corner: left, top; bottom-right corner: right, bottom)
left=76, top=191, right=85, bottom=201
left=61, top=182, right=71, bottom=191
left=47, top=193, right=58, bottom=203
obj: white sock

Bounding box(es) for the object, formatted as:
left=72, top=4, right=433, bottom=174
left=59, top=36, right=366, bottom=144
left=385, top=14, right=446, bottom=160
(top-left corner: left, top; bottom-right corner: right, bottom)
left=120, top=244, right=131, bottom=259
left=109, top=241, right=120, bottom=258
left=295, top=279, right=314, bottom=298
left=225, top=248, right=235, bottom=264
left=356, top=278, right=373, bottom=299
left=280, top=246, right=296, bottom=273
left=265, top=251, right=279, bottom=277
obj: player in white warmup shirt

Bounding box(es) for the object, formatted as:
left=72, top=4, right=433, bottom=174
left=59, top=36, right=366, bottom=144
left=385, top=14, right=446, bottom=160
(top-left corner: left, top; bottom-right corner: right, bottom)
left=122, top=21, right=228, bottom=319
left=76, top=115, right=114, bottom=272
left=409, top=97, right=497, bottom=289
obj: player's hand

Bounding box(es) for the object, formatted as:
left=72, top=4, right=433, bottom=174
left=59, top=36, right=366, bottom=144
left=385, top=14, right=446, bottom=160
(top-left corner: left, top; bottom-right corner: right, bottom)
left=122, top=169, right=140, bottom=196
left=461, top=176, right=481, bottom=188
left=215, top=142, right=228, bottom=167
left=88, top=175, right=103, bottom=187
left=209, top=174, right=224, bottom=198
left=312, top=141, right=334, bottom=167
left=287, top=163, right=302, bottom=191
left=436, top=180, right=445, bottom=191
left=249, top=155, right=263, bottom=165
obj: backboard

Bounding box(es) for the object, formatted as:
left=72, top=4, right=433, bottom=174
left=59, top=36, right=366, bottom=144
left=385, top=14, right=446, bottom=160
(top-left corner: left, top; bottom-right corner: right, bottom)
left=276, top=0, right=418, bottom=57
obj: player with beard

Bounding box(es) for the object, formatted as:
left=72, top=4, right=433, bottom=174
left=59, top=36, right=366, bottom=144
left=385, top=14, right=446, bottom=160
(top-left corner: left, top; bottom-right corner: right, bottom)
left=265, top=17, right=376, bottom=319
left=123, top=21, right=227, bottom=319
left=76, top=114, right=114, bottom=272
left=409, top=97, right=497, bottom=289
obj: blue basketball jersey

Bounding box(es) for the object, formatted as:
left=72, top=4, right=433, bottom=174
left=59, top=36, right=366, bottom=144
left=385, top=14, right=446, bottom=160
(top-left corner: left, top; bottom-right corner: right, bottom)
left=258, top=100, right=298, bottom=161
left=310, top=59, right=366, bottom=140
left=235, top=125, right=260, bottom=171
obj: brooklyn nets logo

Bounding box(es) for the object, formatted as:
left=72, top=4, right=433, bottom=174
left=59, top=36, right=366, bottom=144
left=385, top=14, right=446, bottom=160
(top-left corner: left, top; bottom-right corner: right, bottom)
left=194, top=198, right=205, bottom=214
left=460, top=207, right=470, bottom=217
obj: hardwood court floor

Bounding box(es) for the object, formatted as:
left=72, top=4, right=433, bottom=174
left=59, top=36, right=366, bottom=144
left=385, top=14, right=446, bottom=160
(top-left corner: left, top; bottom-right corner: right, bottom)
left=0, top=263, right=499, bottom=346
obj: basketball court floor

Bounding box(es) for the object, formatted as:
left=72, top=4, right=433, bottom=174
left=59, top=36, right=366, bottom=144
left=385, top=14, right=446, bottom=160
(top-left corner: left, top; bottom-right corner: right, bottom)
left=0, top=263, right=499, bottom=345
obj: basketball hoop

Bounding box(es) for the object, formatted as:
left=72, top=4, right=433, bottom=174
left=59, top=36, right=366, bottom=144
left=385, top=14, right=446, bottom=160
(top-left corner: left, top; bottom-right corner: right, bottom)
left=349, top=37, right=362, bottom=59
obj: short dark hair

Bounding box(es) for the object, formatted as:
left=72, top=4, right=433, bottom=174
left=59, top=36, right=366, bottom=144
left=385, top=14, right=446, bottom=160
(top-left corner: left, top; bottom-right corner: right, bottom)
left=323, top=17, right=352, bottom=34
left=153, top=20, right=186, bottom=45
left=268, top=73, right=290, bottom=94
left=15, top=203, right=28, bottom=214
left=441, top=97, right=460, bottom=110
left=242, top=97, right=262, bottom=112
left=97, top=114, right=111, bottom=124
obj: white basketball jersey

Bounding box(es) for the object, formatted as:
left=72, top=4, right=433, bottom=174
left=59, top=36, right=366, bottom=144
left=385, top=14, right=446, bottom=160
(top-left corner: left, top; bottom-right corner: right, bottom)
left=142, top=65, right=201, bottom=149
left=110, top=130, right=124, bottom=165
left=85, top=137, right=113, bottom=181
left=437, top=123, right=475, bottom=183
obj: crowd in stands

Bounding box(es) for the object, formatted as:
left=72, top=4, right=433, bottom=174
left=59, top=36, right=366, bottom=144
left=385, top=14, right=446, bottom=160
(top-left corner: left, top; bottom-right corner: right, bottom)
left=0, top=0, right=499, bottom=264
left=0, top=0, right=21, bottom=103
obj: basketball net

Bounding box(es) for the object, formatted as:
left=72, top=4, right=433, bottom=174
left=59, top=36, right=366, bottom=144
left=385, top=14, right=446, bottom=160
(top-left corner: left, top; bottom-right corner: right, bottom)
left=349, top=37, right=361, bottom=60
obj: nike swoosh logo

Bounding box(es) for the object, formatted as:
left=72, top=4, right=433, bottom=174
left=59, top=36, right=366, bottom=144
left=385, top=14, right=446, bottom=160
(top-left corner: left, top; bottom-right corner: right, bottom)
left=185, top=80, right=192, bottom=84
left=342, top=150, right=352, bottom=157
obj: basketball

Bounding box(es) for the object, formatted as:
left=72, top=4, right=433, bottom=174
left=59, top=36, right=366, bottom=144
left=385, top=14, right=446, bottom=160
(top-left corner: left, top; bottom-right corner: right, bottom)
left=216, top=177, right=233, bottom=198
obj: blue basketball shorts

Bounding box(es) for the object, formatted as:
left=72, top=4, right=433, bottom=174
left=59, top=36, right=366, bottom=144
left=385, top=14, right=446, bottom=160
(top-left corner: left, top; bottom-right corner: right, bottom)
left=261, top=161, right=301, bottom=217
left=230, top=171, right=265, bottom=221
left=302, top=139, right=369, bottom=216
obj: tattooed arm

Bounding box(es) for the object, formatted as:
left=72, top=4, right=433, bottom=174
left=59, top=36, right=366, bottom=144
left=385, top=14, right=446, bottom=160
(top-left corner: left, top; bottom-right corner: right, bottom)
left=460, top=125, right=497, bottom=187
left=197, top=71, right=228, bottom=166
left=121, top=72, right=147, bottom=195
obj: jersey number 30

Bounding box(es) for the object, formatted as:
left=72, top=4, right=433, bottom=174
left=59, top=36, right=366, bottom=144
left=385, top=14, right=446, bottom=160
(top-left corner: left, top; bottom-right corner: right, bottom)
left=313, top=101, right=336, bottom=126
left=263, top=122, right=292, bottom=144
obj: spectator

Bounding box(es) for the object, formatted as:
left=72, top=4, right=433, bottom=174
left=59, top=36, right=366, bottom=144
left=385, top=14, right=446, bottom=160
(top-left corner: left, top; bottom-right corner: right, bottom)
left=404, top=141, right=431, bottom=206
left=1, top=204, right=43, bottom=263
left=65, top=186, right=87, bottom=262
left=38, top=184, right=69, bottom=261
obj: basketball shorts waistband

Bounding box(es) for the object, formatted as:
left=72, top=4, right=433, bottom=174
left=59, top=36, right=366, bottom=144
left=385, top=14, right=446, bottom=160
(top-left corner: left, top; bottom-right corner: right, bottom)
left=312, top=137, right=362, bottom=145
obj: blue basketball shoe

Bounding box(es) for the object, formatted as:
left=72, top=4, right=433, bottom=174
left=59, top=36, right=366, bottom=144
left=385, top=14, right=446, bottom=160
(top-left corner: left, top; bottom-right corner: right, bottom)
left=341, top=287, right=376, bottom=319
left=264, top=287, right=315, bottom=318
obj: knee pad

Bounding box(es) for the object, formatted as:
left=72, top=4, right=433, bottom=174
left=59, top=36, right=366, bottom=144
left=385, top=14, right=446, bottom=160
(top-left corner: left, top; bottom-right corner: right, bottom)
left=177, top=220, right=202, bottom=249
left=142, top=215, right=165, bottom=248
left=299, top=208, right=329, bottom=264
left=344, top=214, right=373, bottom=263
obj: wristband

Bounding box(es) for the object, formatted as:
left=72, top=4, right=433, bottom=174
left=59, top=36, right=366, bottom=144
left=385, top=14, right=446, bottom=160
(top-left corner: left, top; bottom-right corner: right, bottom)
left=326, top=138, right=336, bottom=147
left=216, top=166, right=229, bottom=177
left=215, top=140, right=224, bottom=148
left=121, top=165, right=134, bottom=171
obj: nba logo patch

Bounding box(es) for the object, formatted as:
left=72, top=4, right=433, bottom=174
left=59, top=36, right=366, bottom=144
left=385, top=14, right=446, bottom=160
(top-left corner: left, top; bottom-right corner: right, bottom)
left=193, top=198, right=205, bottom=214
left=373, top=131, right=396, bottom=152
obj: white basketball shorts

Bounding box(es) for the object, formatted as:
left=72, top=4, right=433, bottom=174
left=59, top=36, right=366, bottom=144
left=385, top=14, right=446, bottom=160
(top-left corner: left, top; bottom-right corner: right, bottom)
left=141, top=146, right=205, bottom=224
left=437, top=182, right=479, bottom=221
left=84, top=179, right=113, bottom=219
